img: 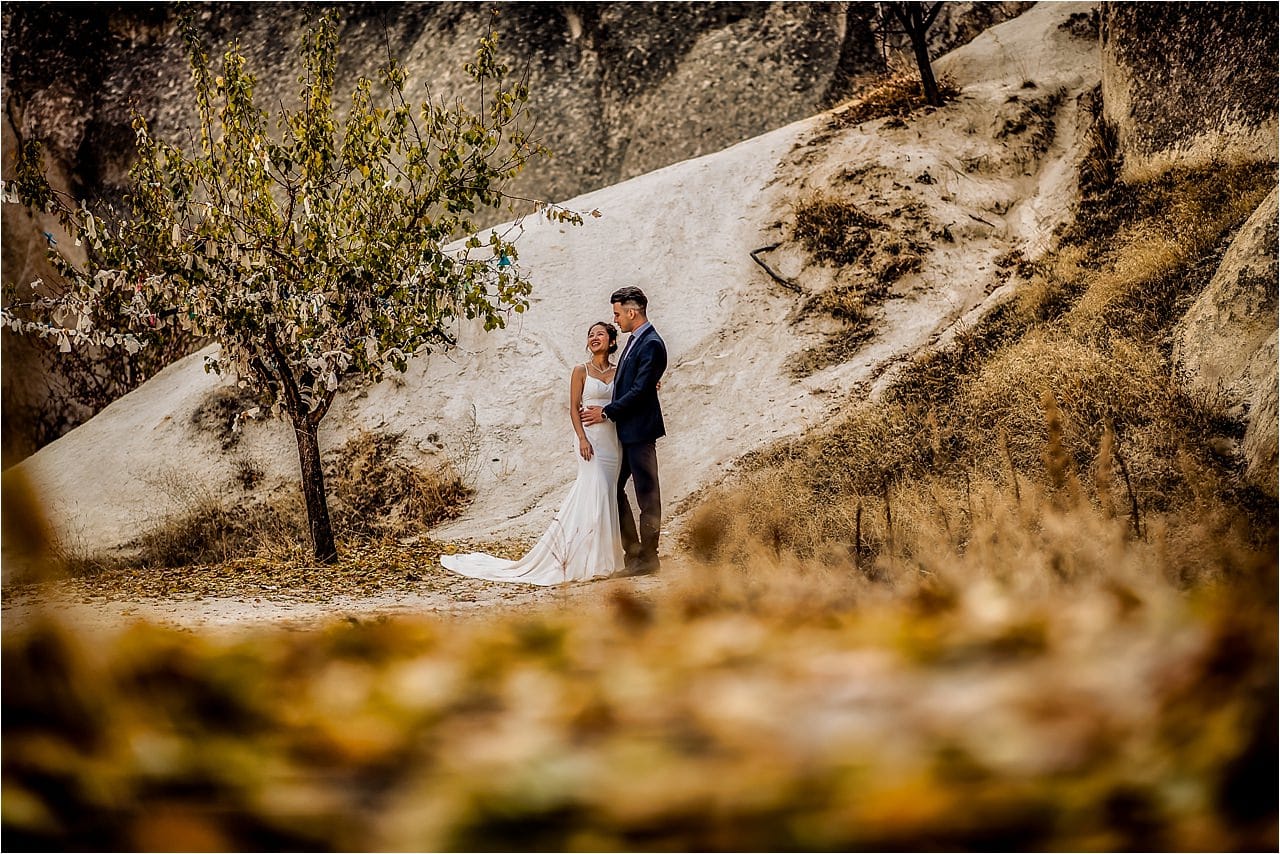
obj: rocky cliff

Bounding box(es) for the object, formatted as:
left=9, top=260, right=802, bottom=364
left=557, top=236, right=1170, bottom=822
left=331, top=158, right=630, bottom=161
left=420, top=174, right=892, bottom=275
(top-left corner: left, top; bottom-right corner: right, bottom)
left=1098, top=1, right=1278, bottom=496
left=9, top=2, right=1104, bottom=557
left=1174, top=189, right=1278, bottom=496
left=1100, top=2, right=1278, bottom=178
left=0, top=1, right=1030, bottom=462
left=2, top=3, right=1031, bottom=214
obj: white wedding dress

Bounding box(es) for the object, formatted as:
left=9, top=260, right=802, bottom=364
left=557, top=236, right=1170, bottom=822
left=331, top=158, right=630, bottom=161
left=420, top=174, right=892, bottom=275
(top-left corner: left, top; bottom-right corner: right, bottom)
left=440, top=373, right=625, bottom=585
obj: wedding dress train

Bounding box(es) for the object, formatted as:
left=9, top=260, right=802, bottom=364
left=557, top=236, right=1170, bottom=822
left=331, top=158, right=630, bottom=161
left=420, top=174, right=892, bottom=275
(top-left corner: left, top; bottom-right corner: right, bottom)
left=440, top=375, right=624, bottom=585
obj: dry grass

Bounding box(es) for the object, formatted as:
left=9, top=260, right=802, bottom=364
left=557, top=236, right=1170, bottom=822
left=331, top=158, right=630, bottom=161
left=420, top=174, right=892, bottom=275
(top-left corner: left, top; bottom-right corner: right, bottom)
left=832, top=73, right=962, bottom=128
left=959, top=333, right=1177, bottom=482
left=792, top=197, right=928, bottom=287
left=327, top=430, right=472, bottom=538
left=1056, top=161, right=1275, bottom=338
left=129, top=499, right=299, bottom=569
left=1024, top=161, right=1274, bottom=334
left=788, top=196, right=929, bottom=377
left=115, top=471, right=304, bottom=570
left=1077, top=90, right=1119, bottom=197
left=62, top=431, right=475, bottom=574
left=1013, top=243, right=1092, bottom=323
left=792, top=197, right=883, bottom=267
left=3, top=126, right=1277, bottom=854
left=702, top=159, right=1278, bottom=572
left=806, top=281, right=890, bottom=325
left=784, top=327, right=879, bottom=379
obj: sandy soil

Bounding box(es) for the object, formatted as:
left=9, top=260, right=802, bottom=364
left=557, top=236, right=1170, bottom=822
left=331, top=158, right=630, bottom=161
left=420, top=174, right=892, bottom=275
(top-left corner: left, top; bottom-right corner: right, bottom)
left=4, top=563, right=668, bottom=636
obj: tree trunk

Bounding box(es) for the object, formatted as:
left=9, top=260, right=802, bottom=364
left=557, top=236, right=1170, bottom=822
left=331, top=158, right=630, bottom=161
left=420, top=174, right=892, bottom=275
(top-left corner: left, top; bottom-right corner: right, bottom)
left=294, top=417, right=338, bottom=564
left=888, top=2, right=944, bottom=108
left=910, top=30, right=942, bottom=106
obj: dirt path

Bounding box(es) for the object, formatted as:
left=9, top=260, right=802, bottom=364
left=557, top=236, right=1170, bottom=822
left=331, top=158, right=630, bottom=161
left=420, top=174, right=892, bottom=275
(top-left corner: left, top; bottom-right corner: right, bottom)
left=2, top=565, right=668, bottom=636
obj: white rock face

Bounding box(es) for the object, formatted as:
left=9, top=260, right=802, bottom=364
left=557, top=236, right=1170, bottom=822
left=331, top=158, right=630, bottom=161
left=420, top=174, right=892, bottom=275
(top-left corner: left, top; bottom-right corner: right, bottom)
left=14, top=2, right=1104, bottom=555
left=1100, top=4, right=1279, bottom=180
left=1173, top=189, right=1279, bottom=495
left=1242, top=340, right=1279, bottom=496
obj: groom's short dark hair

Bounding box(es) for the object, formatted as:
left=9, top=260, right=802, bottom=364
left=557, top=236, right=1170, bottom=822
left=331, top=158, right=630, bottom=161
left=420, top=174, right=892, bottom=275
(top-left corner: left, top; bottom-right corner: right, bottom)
left=611, top=286, right=648, bottom=311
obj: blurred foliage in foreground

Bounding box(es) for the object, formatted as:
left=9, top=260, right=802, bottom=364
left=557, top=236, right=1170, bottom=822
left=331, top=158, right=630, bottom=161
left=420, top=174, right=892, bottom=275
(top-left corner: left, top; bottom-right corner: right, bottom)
left=4, top=494, right=1276, bottom=851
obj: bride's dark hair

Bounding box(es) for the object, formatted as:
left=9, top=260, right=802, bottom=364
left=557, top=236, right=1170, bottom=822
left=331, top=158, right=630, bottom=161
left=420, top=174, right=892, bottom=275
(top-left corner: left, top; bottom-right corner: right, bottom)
left=589, top=321, right=618, bottom=354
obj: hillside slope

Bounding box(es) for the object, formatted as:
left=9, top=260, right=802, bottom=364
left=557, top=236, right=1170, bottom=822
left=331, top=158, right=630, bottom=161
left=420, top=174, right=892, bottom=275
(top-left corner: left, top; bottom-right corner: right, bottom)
left=14, top=2, right=1100, bottom=558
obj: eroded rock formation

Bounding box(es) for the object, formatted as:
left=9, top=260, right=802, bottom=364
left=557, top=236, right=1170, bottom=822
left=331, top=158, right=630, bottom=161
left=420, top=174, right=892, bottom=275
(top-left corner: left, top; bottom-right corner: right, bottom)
left=1101, top=2, right=1279, bottom=178
left=1174, top=189, right=1279, bottom=496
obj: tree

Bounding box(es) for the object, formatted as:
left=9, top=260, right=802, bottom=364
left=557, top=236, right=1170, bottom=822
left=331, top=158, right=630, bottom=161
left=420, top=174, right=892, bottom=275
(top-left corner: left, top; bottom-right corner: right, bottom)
left=882, top=2, right=945, bottom=107
left=2, top=11, right=577, bottom=563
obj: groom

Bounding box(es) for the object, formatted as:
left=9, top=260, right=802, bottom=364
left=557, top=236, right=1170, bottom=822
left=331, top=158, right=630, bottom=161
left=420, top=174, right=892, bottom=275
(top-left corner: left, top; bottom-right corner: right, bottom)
left=581, top=286, right=667, bottom=576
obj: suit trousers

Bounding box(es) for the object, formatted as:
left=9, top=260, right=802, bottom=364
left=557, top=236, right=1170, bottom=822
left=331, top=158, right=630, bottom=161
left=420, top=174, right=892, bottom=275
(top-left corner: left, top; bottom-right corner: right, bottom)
left=617, top=440, right=661, bottom=563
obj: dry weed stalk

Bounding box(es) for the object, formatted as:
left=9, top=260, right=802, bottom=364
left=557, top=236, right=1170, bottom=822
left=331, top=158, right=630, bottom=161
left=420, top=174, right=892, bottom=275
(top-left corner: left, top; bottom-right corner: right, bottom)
left=999, top=427, right=1021, bottom=503
left=925, top=406, right=944, bottom=470
left=328, top=430, right=471, bottom=538
left=1114, top=438, right=1142, bottom=540
left=854, top=500, right=863, bottom=572
left=881, top=476, right=895, bottom=562
left=1039, top=389, right=1082, bottom=506
left=1094, top=422, right=1117, bottom=518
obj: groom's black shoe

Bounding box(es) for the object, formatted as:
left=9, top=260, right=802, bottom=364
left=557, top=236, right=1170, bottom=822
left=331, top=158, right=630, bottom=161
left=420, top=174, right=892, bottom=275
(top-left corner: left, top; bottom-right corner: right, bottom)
left=621, top=556, right=661, bottom=577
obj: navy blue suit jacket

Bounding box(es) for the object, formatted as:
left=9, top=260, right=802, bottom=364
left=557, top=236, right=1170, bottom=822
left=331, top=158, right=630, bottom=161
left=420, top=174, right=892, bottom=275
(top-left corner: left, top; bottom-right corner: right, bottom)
left=604, top=323, right=667, bottom=445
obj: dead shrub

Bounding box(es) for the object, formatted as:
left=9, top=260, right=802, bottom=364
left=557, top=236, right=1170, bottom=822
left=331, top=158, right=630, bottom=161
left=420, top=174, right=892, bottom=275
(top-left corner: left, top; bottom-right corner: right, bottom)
left=793, top=198, right=882, bottom=267
left=871, top=249, right=923, bottom=284
left=327, top=431, right=472, bottom=538
left=831, top=73, right=962, bottom=127
left=233, top=456, right=265, bottom=490
left=1067, top=229, right=1191, bottom=338
left=805, top=281, right=891, bottom=325
left=128, top=491, right=307, bottom=569
left=993, top=88, right=1066, bottom=171
left=7, top=499, right=1275, bottom=852
left=792, top=198, right=930, bottom=287
left=190, top=385, right=261, bottom=450
left=787, top=280, right=890, bottom=376
left=1029, top=161, right=1276, bottom=343
left=788, top=196, right=930, bottom=377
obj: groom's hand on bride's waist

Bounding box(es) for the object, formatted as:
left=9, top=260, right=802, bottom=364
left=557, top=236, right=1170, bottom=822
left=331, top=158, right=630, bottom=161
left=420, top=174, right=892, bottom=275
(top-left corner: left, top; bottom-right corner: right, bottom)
left=580, top=405, right=607, bottom=426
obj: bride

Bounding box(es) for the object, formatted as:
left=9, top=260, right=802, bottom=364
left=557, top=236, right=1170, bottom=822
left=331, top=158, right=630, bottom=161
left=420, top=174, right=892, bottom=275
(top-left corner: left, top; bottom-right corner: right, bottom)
left=440, top=322, right=625, bottom=585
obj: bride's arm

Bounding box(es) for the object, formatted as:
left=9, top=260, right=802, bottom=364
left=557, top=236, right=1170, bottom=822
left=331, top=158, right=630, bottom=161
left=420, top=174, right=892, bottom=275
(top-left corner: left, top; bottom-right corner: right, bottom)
left=570, top=365, right=594, bottom=461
